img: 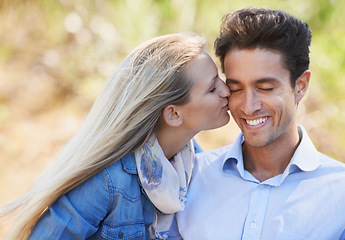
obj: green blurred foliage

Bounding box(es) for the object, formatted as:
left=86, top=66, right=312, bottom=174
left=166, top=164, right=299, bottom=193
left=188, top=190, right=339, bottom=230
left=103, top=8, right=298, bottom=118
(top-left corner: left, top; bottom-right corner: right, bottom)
left=0, top=0, right=344, bottom=161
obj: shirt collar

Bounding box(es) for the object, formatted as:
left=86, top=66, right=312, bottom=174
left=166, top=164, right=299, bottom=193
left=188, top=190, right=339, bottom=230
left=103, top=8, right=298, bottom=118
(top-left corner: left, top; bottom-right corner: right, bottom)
left=222, top=133, right=245, bottom=177
left=222, top=125, right=321, bottom=185
left=284, top=125, right=321, bottom=174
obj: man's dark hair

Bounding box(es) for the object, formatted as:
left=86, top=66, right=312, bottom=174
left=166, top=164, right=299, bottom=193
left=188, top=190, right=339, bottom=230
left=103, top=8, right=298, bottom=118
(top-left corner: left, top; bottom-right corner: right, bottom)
left=215, top=7, right=312, bottom=87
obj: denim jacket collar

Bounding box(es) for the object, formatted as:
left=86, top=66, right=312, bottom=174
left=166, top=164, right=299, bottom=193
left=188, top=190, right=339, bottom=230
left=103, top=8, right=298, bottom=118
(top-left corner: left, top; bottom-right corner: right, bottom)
left=121, top=152, right=138, bottom=175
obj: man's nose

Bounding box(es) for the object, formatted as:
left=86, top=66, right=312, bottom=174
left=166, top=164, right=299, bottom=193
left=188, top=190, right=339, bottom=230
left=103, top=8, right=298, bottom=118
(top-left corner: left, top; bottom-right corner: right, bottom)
left=241, top=90, right=262, bottom=115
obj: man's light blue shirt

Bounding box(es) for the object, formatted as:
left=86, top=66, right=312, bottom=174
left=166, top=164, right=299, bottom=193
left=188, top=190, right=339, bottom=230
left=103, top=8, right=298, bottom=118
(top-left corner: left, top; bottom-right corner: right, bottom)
left=177, top=126, right=345, bottom=240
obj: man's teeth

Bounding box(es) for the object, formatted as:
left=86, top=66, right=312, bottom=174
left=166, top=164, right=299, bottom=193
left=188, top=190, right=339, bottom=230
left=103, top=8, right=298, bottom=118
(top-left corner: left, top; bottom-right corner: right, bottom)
left=246, top=117, right=268, bottom=126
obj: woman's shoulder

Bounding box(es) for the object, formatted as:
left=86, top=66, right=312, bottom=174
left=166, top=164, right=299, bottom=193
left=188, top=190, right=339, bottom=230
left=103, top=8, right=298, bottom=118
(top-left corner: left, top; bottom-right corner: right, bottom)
left=73, top=152, right=137, bottom=196
left=100, top=152, right=141, bottom=194
left=32, top=153, right=143, bottom=238
left=102, top=152, right=137, bottom=178
left=95, top=152, right=144, bottom=210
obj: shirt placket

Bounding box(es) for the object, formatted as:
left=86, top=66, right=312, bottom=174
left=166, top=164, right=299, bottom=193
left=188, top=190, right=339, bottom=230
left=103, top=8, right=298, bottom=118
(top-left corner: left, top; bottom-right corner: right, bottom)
left=242, top=184, right=271, bottom=240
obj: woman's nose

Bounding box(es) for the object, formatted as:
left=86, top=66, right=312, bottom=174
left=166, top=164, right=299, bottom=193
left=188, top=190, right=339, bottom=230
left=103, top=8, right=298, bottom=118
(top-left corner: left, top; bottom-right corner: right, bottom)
left=219, top=81, right=231, bottom=98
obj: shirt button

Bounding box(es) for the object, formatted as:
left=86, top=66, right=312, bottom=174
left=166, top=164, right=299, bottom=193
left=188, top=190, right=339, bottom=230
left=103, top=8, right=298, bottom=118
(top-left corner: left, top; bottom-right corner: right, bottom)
left=118, top=232, right=124, bottom=238
left=251, top=222, right=257, bottom=228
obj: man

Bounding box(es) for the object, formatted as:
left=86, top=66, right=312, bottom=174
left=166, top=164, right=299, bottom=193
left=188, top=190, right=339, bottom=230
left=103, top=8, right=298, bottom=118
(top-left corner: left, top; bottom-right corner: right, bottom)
left=176, top=8, right=345, bottom=240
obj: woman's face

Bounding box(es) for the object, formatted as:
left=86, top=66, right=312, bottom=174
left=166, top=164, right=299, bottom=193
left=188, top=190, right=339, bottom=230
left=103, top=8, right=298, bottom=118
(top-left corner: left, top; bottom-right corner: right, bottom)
left=178, top=51, right=230, bottom=134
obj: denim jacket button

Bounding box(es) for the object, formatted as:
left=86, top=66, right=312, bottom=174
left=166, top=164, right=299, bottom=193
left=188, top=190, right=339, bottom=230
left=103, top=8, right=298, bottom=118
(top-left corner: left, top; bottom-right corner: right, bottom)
left=118, top=232, right=124, bottom=238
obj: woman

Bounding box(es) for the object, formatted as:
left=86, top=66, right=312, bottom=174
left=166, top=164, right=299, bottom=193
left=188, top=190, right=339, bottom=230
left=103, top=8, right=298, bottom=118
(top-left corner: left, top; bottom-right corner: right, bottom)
left=1, top=32, right=230, bottom=239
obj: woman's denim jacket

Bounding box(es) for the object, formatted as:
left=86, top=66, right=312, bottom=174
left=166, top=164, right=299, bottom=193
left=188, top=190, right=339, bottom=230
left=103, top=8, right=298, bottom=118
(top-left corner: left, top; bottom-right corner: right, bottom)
left=29, top=140, right=202, bottom=240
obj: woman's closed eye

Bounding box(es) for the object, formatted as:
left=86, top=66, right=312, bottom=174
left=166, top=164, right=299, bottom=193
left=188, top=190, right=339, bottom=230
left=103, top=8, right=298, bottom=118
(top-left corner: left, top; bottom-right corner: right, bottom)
left=210, top=86, right=217, bottom=93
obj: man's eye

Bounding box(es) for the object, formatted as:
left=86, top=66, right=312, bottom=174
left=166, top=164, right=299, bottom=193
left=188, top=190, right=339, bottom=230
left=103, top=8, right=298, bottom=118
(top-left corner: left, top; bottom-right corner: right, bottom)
left=259, top=88, right=273, bottom=91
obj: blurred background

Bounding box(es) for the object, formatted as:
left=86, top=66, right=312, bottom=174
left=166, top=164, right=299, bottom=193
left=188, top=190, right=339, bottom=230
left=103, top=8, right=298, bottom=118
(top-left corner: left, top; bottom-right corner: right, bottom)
left=0, top=0, right=344, bottom=236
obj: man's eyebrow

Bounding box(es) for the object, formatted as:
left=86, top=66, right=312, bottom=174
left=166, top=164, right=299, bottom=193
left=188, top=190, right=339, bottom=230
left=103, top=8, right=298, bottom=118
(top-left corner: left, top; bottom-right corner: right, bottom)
left=226, top=77, right=280, bottom=84
left=256, top=78, right=280, bottom=84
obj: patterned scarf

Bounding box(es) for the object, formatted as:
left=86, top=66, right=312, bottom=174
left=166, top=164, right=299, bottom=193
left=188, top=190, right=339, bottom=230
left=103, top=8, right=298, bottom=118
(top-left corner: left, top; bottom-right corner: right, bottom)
left=134, top=134, right=195, bottom=239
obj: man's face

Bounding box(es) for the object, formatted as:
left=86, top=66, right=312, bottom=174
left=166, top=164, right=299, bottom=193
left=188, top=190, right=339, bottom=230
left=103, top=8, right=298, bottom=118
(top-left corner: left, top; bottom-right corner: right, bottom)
left=224, top=48, right=300, bottom=148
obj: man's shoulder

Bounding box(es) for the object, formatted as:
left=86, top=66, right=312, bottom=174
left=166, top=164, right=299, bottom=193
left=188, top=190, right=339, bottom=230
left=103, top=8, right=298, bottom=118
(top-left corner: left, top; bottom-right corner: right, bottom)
left=307, top=151, right=345, bottom=185
left=194, top=144, right=234, bottom=169
left=197, top=144, right=233, bottom=159
left=318, top=151, right=345, bottom=172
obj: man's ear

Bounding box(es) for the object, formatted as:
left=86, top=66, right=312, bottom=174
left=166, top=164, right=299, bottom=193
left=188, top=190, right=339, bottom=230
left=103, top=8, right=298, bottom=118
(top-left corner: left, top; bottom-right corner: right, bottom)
left=162, top=104, right=183, bottom=127
left=294, top=70, right=311, bottom=104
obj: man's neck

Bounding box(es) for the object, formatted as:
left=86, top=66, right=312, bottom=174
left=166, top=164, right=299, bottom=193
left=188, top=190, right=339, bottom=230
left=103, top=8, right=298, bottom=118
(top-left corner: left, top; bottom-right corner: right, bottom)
left=242, top=131, right=301, bottom=182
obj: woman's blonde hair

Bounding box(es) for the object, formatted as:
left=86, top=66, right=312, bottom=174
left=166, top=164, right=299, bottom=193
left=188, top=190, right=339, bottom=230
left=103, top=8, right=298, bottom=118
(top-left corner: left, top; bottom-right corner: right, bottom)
left=1, top=32, right=205, bottom=239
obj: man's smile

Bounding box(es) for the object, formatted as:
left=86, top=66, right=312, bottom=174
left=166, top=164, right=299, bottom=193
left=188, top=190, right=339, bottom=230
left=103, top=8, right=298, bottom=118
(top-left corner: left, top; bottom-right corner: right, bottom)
left=244, top=117, right=268, bottom=126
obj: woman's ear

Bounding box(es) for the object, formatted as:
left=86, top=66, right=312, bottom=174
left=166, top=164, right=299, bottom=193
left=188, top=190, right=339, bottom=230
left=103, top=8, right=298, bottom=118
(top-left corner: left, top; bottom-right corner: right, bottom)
left=294, top=70, right=311, bottom=104
left=162, top=104, right=183, bottom=127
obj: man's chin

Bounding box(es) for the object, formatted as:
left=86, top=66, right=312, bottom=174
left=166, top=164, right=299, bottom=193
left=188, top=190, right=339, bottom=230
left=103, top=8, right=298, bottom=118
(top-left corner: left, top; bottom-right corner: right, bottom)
left=242, top=133, right=271, bottom=148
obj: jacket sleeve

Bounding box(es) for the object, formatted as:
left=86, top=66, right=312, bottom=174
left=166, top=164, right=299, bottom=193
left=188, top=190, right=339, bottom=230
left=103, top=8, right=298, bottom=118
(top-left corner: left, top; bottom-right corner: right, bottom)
left=29, top=171, right=110, bottom=240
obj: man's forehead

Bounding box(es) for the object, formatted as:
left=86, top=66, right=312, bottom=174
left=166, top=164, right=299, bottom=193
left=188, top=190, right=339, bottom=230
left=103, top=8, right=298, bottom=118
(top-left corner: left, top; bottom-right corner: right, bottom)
left=223, top=48, right=289, bottom=79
